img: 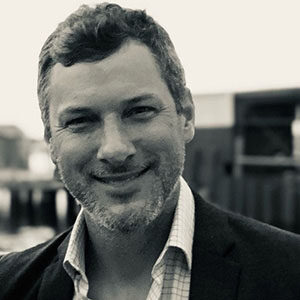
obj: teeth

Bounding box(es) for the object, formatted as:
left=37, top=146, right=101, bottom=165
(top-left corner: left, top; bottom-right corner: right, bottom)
left=103, top=174, right=138, bottom=184
left=94, top=166, right=150, bottom=184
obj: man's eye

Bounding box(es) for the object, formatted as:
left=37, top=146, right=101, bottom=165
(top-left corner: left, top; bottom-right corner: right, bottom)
left=126, top=106, right=156, bottom=118
left=65, top=117, right=91, bottom=128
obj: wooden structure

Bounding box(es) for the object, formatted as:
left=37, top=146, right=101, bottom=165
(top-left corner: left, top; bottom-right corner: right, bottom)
left=0, top=171, right=78, bottom=233
left=184, top=88, right=300, bottom=233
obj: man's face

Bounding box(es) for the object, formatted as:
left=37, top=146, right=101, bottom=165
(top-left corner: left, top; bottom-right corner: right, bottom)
left=48, top=40, right=194, bottom=232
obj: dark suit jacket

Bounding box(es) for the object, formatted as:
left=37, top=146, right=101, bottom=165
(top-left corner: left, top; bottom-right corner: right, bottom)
left=1, top=193, right=300, bottom=300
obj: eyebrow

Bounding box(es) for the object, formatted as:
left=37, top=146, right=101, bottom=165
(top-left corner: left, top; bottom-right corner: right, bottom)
left=57, top=108, right=93, bottom=126
left=124, top=94, right=160, bottom=105
left=104, top=93, right=160, bottom=108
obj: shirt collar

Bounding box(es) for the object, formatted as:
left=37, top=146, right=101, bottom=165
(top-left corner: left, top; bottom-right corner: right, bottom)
left=63, top=176, right=195, bottom=278
left=169, top=176, right=195, bottom=269
left=63, top=208, right=87, bottom=280
left=153, top=176, right=195, bottom=271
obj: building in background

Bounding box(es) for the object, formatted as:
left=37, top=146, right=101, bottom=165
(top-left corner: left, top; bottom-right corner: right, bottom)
left=0, top=125, right=29, bottom=169
left=184, top=88, right=300, bottom=233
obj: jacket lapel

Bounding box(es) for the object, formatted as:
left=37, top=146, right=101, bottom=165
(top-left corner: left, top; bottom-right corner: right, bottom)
left=38, top=232, right=74, bottom=300
left=38, top=193, right=241, bottom=300
left=189, top=193, right=241, bottom=300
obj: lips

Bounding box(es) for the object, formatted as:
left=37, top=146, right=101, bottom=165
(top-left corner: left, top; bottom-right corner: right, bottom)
left=92, top=165, right=151, bottom=185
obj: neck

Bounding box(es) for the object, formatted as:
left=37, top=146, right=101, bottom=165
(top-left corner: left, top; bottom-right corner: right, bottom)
left=84, top=186, right=180, bottom=282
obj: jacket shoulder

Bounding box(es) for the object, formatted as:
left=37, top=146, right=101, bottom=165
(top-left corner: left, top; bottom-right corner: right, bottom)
left=193, top=192, right=300, bottom=252
left=0, top=228, right=72, bottom=300
left=193, top=192, right=300, bottom=299
left=0, top=227, right=72, bottom=265
left=226, top=207, right=300, bottom=252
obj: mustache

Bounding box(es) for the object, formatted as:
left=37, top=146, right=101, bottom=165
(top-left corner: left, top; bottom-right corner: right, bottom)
left=89, top=161, right=153, bottom=177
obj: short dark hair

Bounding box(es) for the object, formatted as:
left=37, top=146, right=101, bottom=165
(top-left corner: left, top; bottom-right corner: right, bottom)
left=38, top=3, right=188, bottom=142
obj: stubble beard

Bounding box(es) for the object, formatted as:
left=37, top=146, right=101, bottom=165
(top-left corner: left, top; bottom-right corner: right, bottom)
left=56, top=149, right=185, bottom=233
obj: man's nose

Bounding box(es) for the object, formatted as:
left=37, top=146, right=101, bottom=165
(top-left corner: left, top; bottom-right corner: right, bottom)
left=96, top=117, right=136, bottom=166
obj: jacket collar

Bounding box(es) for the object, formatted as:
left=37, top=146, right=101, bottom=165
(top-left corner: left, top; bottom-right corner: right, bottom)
left=38, top=230, right=74, bottom=300
left=189, top=192, right=241, bottom=300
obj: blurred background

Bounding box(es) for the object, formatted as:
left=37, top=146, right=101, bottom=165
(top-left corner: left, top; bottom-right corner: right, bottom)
left=1, top=0, right=300, bottom=252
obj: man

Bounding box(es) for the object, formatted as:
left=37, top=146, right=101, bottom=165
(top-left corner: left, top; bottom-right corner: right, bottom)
left=1, top=3, right=300, bottom=300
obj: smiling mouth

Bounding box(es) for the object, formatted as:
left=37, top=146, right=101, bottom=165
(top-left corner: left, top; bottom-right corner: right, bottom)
left=92, top=165, right=151, bottom=185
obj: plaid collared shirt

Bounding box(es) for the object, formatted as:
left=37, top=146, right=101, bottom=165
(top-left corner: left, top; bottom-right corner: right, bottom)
left=63, top=177, right=195, bottom=300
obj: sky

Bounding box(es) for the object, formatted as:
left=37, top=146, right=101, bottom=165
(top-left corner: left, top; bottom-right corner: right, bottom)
left=1, top=0, right=300, bottom=140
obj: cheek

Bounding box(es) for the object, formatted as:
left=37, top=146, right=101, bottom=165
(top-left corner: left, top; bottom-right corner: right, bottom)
left=138, top=122, right=183, bottom=155
left=53, top=134, right=97, bottom=166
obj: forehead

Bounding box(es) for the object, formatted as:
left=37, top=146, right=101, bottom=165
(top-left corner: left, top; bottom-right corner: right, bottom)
left=48, top=40, right=173, bottom=113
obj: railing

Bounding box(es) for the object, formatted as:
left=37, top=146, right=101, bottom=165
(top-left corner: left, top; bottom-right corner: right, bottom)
left=230, top=171, right=300, bottom=233
left=187, top=150, right=300, bottom=234
left=229, top=155, right=300, bottom=233
left=0, top=169, right=79, bottom=234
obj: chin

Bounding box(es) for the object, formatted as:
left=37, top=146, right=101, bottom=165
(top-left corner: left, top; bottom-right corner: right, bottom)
left=86, top=206, right=161, bottom=233
left=81, top=190, right=165, bottom=233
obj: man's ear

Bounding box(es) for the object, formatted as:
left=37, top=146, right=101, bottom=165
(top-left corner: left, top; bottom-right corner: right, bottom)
left=181, top=88, right=195, bottom=144
left=49, top=138, right=57, bottom=164
left=49, top=139, right=62, bottom=181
